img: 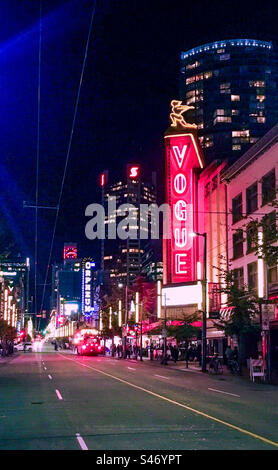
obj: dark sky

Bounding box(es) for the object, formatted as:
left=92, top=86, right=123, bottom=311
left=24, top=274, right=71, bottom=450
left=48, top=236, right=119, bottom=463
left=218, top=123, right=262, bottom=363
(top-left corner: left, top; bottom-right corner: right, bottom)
left=0, top=0, right=277, bottom=309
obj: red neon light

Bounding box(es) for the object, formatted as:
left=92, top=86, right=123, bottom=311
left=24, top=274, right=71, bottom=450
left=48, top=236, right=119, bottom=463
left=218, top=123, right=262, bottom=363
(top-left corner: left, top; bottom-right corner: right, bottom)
left=100, top=173, right=105, bottom=186
left=63, top=244, right=77, bottom=260
left=163, top=133, right=203, bottom=284
left=127, top=164, right=140, bottom=180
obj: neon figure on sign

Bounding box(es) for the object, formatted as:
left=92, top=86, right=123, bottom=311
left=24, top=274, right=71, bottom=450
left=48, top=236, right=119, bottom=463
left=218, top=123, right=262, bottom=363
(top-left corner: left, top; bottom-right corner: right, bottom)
left=170, top=100, right=197, bottom=129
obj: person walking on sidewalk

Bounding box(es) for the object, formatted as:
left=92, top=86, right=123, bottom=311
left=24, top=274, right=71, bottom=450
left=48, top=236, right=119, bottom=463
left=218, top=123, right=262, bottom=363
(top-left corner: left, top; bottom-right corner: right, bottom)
left=172, top=345, right=179, bottom=363
left=150, top=343, right=154, bottom=361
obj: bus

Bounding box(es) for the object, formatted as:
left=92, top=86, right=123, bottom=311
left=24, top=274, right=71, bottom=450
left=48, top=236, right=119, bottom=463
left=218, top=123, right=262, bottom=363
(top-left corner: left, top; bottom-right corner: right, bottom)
left=72, top=328, right=104, bottom=356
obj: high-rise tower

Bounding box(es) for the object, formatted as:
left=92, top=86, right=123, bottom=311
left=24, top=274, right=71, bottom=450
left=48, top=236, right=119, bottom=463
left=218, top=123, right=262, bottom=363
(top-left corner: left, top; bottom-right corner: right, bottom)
left=180, top=39, right=278, bottom=161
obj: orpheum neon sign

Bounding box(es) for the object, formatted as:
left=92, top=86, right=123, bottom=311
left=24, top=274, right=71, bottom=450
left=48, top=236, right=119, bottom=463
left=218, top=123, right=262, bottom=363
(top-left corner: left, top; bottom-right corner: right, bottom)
left=164, top=132, right=203, bottom=284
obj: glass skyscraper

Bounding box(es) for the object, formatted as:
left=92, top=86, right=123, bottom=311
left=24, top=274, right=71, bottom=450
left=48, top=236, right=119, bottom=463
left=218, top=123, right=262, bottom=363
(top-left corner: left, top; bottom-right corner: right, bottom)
left=180, top=39, right=278, bottom=162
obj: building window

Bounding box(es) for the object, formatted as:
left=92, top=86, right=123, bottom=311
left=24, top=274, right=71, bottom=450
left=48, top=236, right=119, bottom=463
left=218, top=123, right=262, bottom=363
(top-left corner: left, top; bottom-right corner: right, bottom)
left=186, top=61, right=200, bottom=70
left=233, top=267, right=244, bottom=289
left=232, top=130, right=249, bottom=137
left=219, top=53, right=230, bottom=61
left=267, top=264, right=278, bottom=286
left=262, top=211, right=277, bottom=243
left=204, top=71, right=213, bottom=79
left=233, top=229, right=244, bottom=259
left=246, top=182, right=258, bottom=214
left=262, top=169, right=276, bottom=205
left=246, top=222, right=258, bottom=254
left=232, top=193, right=243, bottom=223
left=213, top=116, right=232, bottom=125
left=249, top=80, right=265, bottom=88
left=203, top=135, right=214, bottom=148
left=247, top=262, right=257, bottom=292
left=232, top=144, right=241, bottom=151
left=231, top=95, right=240, bottom=101
left=220, top=82, right=231, bottom=94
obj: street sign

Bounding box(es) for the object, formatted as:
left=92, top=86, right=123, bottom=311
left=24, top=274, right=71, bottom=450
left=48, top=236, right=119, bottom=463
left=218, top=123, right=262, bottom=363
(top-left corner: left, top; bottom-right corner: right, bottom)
left=261, top=304, right=275, bottom=330
left=262, top=304, right=275, bottom=330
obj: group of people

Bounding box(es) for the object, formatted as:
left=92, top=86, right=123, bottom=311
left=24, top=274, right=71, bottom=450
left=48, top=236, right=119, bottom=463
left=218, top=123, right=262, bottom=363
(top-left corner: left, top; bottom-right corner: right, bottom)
left=0, top=340, right=14, bottom=357
left=110, top=342, right=142, bottom=359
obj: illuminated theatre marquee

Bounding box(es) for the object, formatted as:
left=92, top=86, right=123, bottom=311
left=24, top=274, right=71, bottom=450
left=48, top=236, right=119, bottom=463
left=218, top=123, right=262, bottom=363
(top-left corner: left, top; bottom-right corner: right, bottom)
left=82, top=259, right=95, bottom=318
left=164, top=117, right=203, bottom=285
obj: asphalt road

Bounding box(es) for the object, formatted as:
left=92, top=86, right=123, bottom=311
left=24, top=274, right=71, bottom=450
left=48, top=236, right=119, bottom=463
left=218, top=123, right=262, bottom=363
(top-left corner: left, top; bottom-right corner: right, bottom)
left=0, top=344, right=277, bottom=450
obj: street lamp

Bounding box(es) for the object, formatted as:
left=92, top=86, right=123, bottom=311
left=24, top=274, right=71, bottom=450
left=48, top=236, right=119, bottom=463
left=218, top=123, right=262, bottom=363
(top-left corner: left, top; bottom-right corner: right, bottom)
left=162, top=294, right=170, bottom=365
left=118, top=282, right=128, bottom=358
left=140, top=302, right=143, bottom=362
left=192, top=231, right=207, bottom=373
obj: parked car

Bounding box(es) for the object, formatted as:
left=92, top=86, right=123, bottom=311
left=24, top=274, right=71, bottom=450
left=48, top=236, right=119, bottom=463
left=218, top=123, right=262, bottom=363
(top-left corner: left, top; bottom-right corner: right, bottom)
left=14, top=342, right=33, bottom=352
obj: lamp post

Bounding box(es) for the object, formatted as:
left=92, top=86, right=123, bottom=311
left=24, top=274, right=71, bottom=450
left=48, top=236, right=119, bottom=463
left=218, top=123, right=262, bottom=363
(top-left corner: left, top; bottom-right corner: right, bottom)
left=140, top=302, right=143, bottom=362
left=192, top=232, right=207, bottom=373
left=118, top=282, right=128, bottom=358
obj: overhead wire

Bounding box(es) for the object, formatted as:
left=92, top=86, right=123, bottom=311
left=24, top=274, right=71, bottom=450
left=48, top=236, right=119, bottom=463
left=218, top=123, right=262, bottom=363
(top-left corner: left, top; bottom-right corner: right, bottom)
left=38, top=0, right=97, bottom=320
left=34, top=0, right=42, bottom=328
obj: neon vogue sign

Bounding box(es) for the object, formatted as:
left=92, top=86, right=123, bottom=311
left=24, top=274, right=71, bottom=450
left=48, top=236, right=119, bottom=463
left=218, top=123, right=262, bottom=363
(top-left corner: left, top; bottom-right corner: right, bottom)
left=164, top=133, right=203, bottom=284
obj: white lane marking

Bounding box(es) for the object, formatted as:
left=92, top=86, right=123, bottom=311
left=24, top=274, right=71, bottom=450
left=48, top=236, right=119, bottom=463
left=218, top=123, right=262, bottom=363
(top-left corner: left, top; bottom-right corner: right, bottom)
left=208, top=388, right=240, bottom=398
left=180, top=368, right=200, bottom=373
left=48, top=375, right=52, bottom=380
left=76, top=433, right=88, bottom=450
left=155, top=374, right=169, bottom=380
left=55, top=389, right=63, bottom=400
left=127, top=367, right=136, bottom=371
left=44, top=367, right=47, bottom=370
left=59, top=353, right=278, bottom=449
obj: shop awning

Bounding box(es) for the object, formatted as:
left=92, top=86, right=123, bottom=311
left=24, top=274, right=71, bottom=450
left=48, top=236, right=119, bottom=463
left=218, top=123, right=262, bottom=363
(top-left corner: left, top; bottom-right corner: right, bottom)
left=219, top=306, right=235, bottom=321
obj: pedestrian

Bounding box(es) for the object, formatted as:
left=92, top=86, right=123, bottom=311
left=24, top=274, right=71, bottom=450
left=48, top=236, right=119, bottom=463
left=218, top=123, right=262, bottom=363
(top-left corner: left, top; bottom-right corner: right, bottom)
left=196, top=343, right=202, bottom=366
left=233, top=346, right=239, bottom=362
left=150, top=342, right=154, bottom=361
left=54, top=340, right=58, bottom=351
left=126, top=343, right=131, bottom=359
left=116, top=344, right=120, bottom=357
left=173, top=345, right=179, bottom=363
left=185, top=346, right=189, bottom=368
left=225, top=345, right=233, bottom=363
left=187, top=345, right=193, bottom=361
left=119, top=344, right=123, bottom=358
left=112, top=344, right=116, bottom=357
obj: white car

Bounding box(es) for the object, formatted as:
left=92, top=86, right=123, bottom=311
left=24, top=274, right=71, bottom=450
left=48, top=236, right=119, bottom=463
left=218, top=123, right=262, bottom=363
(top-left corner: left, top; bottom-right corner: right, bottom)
left=14, top=342, right=33, bottom=352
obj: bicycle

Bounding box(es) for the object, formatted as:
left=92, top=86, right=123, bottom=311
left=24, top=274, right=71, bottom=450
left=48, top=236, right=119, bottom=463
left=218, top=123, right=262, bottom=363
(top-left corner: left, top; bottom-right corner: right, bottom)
left=228, top=359, right=240, bottom=375
left=208, top=355, right=223, bottom=375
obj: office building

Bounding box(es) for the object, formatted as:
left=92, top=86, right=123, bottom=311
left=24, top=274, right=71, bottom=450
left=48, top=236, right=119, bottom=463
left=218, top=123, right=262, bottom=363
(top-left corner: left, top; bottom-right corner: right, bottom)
left=180, top=39, right=278, bottom=161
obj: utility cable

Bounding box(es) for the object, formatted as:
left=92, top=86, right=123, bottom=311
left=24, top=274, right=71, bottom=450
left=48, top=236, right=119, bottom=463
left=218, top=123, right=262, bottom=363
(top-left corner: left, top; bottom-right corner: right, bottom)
left=39, top=1, right=97, bottom=321
left=34, top=0, right=42, bottom=329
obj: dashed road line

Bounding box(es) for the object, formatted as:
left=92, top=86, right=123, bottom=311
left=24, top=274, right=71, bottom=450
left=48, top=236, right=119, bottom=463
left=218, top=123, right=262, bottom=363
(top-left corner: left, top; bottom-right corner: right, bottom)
left=208, top=388, right=240, bottom=398
left=59, top=353, right=278, bottom=449
left=55, top=389, right=63, bottom=400
left=76, top=433, right=88, bottom=450
left=155, top=374, right=169, bottom=380
left=127, top=367, right=136, bottom=371
left=48, top=374, right=52, bottom=380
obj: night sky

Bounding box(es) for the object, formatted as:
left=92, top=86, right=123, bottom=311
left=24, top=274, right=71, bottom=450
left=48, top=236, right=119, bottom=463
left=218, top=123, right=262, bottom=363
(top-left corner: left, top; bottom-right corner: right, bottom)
left=0, top=0, right=277, bottom=309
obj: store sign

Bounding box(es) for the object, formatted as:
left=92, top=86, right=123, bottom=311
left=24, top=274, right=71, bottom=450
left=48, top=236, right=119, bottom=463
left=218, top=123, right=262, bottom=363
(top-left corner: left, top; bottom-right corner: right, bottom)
left=63, top=243, right=77, bottom=260
left=127, top=164, right=141, bottom=180
left=163, top=132, right=203, bottom=284
left=82, top=259, right=95, bottom=318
